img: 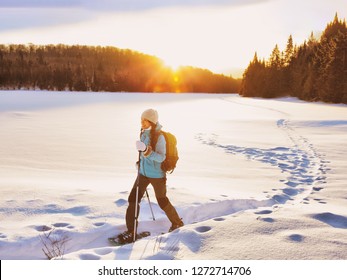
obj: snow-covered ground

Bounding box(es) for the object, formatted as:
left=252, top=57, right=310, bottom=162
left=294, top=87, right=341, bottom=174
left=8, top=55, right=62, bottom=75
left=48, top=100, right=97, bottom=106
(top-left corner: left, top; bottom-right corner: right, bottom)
left=0, top=91, right=346, bottom=260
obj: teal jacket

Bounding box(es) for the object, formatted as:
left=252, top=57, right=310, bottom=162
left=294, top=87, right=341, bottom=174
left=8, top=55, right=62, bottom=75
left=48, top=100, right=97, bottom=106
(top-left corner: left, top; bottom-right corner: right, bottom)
left=139, top=123, right=166, bottom=178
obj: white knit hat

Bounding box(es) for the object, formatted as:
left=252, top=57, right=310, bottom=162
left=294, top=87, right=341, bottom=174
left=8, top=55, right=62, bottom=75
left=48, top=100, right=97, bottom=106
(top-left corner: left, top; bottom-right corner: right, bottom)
left=141, top=109, right=158, bottom=124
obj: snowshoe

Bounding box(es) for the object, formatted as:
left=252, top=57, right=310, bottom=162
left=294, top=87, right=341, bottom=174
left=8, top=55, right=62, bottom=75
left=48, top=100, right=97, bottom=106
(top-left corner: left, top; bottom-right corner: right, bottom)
left=108, top=231, right=150, bottom=246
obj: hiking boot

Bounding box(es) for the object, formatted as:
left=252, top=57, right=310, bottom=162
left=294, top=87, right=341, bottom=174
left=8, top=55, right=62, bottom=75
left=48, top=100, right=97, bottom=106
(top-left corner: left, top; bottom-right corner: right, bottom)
left=169, top=220, right=184, bottom=232
left=163, top=203, right=183, bottom=232
left=117, top=231, right=135, bottom=244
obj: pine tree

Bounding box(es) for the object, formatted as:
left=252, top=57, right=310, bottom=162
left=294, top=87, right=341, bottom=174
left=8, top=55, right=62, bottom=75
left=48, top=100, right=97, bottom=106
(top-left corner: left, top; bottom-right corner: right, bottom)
left=284, top=35, right=294, bottom=66
left=268, top=44, right=283, bottom=69
left=266, top=45, right=284, bottom=97
left=240, top=52, right=267, bottom=97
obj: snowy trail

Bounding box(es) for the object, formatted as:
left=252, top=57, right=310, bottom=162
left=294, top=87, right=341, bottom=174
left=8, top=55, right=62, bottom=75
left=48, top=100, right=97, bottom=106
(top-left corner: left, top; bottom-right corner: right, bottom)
left=196, top=97, right=328, bottom=209
left=197, top=121, right=327, bottom=207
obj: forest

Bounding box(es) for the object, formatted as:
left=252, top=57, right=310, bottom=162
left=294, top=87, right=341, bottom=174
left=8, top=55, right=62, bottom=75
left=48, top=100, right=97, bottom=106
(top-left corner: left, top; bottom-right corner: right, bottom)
left=240, top=14, right=347, bottom=104
left=0, top=44, right=240, bottom=93
left=1, top=15, right=345, bottom=102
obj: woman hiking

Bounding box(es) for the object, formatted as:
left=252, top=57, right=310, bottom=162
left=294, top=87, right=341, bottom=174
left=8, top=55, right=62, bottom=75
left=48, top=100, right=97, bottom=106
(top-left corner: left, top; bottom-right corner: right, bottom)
left=117, top=109, right=183, bottom=243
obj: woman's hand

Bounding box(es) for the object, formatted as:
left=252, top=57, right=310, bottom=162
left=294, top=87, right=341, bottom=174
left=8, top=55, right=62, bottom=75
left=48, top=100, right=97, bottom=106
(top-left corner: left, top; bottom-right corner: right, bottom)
left=143, top=146, right=152, bottom=157
left=136, top=140, right=147, bottom=152
left=136, top=140, right=152, bottom=157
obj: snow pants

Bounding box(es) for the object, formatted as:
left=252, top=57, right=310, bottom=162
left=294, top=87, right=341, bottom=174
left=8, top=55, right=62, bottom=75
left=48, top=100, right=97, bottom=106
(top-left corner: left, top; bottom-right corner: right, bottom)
left=125, top=174, right=181, bottom=232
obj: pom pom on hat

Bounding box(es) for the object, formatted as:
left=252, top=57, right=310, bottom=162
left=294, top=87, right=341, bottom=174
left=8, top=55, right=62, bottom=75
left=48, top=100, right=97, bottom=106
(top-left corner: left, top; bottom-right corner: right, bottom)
left=141, top=109, right=158, bottom=124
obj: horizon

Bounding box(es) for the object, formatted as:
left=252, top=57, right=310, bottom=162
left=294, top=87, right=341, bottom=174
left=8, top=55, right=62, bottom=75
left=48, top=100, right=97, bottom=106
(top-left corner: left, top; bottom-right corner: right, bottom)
left=0, top=0, right=346, bottom=78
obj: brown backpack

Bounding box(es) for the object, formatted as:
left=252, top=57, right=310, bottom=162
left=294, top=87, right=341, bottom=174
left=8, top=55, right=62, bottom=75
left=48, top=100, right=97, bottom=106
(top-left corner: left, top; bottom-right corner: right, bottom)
left=160, top=131, right=179, bottom=174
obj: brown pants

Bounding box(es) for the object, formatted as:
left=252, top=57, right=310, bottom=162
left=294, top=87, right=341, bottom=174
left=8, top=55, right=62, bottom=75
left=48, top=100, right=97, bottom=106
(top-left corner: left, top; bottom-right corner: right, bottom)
left=125, top=174, right=181, bottom=232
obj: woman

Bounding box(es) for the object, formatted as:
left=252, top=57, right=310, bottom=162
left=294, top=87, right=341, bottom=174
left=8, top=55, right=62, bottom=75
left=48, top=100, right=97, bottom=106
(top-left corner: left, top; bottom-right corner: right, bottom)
left=118, top=109, right=183, bottom=243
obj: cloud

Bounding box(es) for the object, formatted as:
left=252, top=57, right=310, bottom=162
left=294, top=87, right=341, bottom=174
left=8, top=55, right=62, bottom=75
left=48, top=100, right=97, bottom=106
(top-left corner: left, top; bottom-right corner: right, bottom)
left=0, top=0, right=271, bottom=11
left=85, top=0, right=272, bottom=12
left=0, top=7, right=94, bottom=32
left=0, top=1, right=82, bottom=8
left=0, top=0, right=272, bottom=32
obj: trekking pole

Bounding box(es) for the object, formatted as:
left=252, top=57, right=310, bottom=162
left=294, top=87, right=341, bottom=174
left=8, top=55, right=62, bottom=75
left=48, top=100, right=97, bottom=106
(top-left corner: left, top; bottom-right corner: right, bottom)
left=133, top=151, right=141, bottom=243
left=145, top=190, right=155, bottom=221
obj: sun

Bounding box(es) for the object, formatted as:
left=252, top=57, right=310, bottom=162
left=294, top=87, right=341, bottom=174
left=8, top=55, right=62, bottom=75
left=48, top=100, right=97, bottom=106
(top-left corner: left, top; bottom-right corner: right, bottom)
left=162, top=57, right=183, bottom=72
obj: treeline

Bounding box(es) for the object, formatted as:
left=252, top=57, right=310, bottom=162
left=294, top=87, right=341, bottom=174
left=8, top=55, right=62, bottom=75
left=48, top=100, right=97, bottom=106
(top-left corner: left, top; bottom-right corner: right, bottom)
left=0, top=44, right=240, bottom=93
left=240, top=14, right=347, bottom=103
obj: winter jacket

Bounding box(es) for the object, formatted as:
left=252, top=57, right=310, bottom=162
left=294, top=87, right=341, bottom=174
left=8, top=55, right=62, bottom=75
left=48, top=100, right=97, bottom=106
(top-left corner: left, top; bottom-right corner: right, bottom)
left=139, top=123, right=166, bottom=178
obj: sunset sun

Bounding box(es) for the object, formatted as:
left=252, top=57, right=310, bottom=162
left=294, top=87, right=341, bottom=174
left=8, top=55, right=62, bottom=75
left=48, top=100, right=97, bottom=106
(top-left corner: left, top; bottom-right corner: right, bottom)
left=163, top=56, right=183, bottom=71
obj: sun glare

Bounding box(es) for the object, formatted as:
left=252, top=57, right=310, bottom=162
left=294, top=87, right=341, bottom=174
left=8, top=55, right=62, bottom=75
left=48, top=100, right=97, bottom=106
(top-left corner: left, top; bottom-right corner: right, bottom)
left=163, top=57, right=183, bottom=72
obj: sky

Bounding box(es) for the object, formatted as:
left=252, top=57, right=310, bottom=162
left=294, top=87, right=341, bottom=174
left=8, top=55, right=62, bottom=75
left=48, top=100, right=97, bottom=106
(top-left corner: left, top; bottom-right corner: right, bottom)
left=0, top=0, right=346, bottom=78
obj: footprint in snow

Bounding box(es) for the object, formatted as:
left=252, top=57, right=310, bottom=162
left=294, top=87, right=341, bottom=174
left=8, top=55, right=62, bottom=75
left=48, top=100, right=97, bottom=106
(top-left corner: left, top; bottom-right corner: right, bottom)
left=313, top=198, right=328, bottom=204
left=94, top=248, right=113, bottom=255
left=282, top=188, right=299, bottom=196
left=258, top=217, right=275, bottom=223
left=285, top=181, right=299, bottom=187
left=288, top=234, right=305, bottom=242
left=254, top=210, right=272, bottom=215
left=195, top=226, right=212, bottom=233
left=312, top=212, right=347, bottom=229
left=115, top=199, right=127, bottom=207
left=272, top=194, right=292, bottom=203
left=93, top=222, right=105, bottom=227
left=34, top=225, right=52, bottom=232
left=79, top=253, right=101, bottom=260
left=213, top=217, right=225, bottom=222
left=52, top=222, right=74, bottom=229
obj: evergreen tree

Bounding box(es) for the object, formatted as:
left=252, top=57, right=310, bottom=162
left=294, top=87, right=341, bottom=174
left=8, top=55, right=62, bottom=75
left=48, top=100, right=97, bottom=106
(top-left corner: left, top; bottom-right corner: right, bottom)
left=240, top=53, right=267, bottom=97
left=284, top=35, right=295, bottom=66
left=241, top=14, right=347, bottom=103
